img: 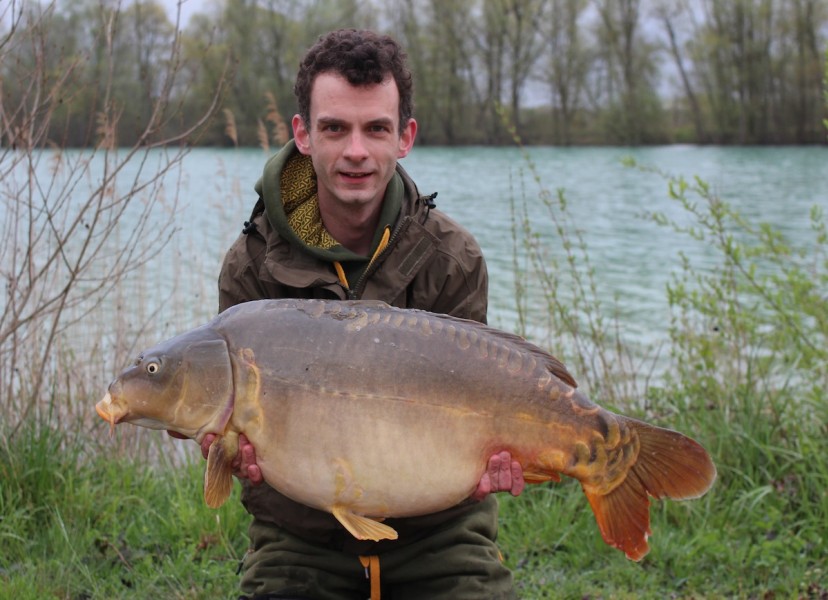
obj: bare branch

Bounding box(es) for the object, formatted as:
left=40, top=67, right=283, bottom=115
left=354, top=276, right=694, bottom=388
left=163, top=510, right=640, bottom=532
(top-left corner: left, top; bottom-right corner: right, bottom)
left=1, top=2, right=231, bottom=432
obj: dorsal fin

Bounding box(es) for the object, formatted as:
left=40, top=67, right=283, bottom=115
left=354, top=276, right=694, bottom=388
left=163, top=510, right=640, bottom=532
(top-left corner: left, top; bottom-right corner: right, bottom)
left=408, top=308, right=579, bottom=389
left=488, top=328, right=578, bottom=388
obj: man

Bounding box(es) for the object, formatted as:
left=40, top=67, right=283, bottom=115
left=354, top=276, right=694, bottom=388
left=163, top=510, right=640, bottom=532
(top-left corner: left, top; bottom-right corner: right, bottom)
left=201, top=29, right=524, bottom=599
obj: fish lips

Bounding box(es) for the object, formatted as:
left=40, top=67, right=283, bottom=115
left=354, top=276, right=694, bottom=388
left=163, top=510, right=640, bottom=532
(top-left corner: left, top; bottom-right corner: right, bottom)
left=95, top=391, right=127, bottom=427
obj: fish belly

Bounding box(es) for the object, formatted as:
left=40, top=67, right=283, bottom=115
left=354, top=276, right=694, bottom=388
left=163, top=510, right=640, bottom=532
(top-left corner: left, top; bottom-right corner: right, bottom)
left=249, top=391, right=497, bottom=517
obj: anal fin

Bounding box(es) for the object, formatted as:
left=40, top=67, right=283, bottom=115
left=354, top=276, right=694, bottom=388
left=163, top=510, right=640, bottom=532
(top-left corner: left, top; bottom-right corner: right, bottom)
left=332, top=506, right=399, bottom=541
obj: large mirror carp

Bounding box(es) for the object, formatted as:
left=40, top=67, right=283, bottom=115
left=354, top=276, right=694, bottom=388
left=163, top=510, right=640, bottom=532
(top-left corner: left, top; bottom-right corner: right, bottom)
left=96, top=299, right=716, bottom=560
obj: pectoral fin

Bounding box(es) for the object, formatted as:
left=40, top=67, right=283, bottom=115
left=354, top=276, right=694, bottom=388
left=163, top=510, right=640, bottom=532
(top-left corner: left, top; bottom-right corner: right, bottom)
left=331, top=506, right=399, bottom=541
left=204, top=433, right=238, bottom=508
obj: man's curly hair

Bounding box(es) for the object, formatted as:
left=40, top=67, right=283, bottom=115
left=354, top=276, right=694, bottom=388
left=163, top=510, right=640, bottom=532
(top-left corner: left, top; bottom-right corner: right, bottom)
left=294, top=29, right=414, bottom=135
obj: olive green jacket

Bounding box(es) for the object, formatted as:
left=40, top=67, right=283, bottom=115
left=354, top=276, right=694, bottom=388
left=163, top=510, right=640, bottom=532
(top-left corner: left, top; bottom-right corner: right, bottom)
left=217, top=142, right=493, bottom=555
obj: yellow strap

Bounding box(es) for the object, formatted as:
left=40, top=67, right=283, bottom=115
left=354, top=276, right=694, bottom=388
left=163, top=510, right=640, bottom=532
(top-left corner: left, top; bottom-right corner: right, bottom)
left=358, top=555, right=381, bottom=600
left=333, top=261, right=348, bottom=288
left=367, top=226, right=391, bottom=269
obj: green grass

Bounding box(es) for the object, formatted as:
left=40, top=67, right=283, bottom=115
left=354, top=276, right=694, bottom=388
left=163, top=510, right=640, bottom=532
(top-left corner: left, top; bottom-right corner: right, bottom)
left=0, top=421, right=248, bottom=599
left=3, top=174, right=828, bottom=598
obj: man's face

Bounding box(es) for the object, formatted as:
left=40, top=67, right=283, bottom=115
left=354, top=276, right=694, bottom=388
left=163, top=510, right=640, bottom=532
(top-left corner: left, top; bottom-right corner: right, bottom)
left=292, top=72, right=417, bottom=214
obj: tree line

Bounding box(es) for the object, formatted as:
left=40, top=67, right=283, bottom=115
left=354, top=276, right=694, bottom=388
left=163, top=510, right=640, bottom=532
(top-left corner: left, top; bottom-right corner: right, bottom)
left=1, top=0, right=826, bottom=147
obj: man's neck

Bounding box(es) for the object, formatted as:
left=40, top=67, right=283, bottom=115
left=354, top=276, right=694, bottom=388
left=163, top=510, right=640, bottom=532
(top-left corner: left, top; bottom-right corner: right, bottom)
left=318, top=197, right=383, bottom=256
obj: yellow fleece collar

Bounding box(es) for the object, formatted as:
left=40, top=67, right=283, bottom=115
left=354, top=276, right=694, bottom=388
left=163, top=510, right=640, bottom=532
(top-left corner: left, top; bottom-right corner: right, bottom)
left=280, top=152, right=338, bottom=250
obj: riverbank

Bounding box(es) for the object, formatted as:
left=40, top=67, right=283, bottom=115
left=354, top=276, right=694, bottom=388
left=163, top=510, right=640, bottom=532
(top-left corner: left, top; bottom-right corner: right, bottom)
left=2, top=151, right=826, bottom=598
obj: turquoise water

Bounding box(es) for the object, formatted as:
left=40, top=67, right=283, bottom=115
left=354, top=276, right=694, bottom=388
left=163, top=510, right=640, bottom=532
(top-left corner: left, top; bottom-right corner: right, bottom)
left=404, top=146, right=826, bottom=332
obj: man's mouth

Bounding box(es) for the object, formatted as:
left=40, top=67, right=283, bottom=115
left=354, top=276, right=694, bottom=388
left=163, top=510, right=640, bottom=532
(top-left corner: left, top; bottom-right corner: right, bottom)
left=341, top=171, right=371, bottom=179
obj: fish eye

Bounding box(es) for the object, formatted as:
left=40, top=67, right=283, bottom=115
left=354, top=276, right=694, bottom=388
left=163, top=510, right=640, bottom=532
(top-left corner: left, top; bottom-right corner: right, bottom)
left=146, top=361, right=161, bottom=375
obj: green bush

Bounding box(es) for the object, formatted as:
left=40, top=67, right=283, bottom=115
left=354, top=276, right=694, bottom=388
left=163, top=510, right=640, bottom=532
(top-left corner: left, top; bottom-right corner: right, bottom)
left=503, top=154, right=827, bottom=597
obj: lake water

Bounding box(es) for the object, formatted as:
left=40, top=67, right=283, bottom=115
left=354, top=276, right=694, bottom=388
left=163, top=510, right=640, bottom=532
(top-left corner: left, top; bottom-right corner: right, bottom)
left=173, top=145, right=827, bottom=333
left=6, top=144, right=827, bottom=390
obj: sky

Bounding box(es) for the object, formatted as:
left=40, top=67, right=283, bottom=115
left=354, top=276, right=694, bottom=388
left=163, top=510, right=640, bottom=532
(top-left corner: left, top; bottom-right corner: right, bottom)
left=1, top=0, right=204, bottom=30
left=158, top=0, right=204, bottom=27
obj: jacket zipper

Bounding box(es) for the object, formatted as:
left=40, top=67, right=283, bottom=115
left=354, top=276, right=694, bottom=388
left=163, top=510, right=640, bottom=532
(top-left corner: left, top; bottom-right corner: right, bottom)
left=348, top=216, right=412, bottom=300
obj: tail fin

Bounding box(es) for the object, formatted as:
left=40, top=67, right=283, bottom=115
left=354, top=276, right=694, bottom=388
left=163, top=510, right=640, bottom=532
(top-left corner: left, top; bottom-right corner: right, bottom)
left=582, top=418, right=717, bottom=561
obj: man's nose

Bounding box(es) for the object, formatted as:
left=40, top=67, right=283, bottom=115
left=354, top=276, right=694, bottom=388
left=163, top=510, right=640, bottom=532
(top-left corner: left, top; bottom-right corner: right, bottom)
left=344, top=131, right=369, bottom=160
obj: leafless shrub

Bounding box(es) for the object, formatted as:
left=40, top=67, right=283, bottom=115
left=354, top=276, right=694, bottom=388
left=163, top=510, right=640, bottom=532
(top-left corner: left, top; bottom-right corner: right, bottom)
left=0, top=2, right=232, bottom=436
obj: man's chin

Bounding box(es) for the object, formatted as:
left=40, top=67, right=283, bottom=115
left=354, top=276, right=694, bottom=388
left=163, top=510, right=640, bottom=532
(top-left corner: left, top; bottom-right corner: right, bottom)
left=335, top=190, right=379, bottom=207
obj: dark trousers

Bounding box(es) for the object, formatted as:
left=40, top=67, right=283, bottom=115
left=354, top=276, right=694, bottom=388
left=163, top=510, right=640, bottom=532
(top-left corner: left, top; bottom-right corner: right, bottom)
left=239, top=501, right=516, bottom=600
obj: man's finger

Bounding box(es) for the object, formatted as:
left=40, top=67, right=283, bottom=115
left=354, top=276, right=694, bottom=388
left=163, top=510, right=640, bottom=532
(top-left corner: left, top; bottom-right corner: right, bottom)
left=487, top=453, right=503, bottom=487
left=496, top=451, right=511, bottom=489
left=200, top=433, right=216, bottom=460
left=247, top=463, right=264, bottom=486
left=239, top=443, right=256, bottom=471
left=471, top=472, right=491, bottom=502
left=510, top=460, right=525, bottom=496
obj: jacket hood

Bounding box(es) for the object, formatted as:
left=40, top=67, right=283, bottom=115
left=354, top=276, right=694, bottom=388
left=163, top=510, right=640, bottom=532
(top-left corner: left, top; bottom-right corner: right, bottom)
left=255, top=140, right=406, bottom=267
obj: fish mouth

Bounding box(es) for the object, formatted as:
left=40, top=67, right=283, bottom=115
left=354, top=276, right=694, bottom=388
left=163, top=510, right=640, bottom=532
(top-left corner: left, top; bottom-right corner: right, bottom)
left=96, top=392, right=126, bottom=435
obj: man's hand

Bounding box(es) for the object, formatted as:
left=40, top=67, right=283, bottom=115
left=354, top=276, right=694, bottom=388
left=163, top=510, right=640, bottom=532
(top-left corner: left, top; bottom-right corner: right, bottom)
left=471, top=451, right=525, bottom=502
left=166, top=430, right=264, bottom=485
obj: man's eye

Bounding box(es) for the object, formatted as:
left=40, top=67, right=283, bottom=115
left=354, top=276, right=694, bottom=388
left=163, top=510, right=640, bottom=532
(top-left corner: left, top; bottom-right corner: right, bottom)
left=325, top=124, right=342, bottom=133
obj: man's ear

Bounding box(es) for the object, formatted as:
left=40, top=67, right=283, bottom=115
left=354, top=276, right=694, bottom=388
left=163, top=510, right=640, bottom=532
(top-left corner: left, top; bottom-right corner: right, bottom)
left=293, top=114, right=311, bottom=155
left=397, top=118, right=417, bottom=159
